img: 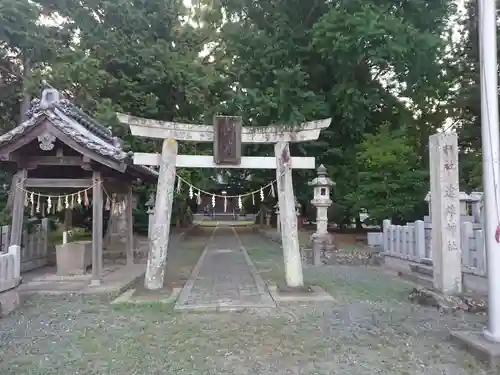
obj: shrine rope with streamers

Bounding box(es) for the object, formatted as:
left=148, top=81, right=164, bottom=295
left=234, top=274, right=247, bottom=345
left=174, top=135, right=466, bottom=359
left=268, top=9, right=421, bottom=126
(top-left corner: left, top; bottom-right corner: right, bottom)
left=15, top=172, right=282, bottom=216
left=174, top=172, right=279, bottom=211
left=15, top=179, right=129, bottom=216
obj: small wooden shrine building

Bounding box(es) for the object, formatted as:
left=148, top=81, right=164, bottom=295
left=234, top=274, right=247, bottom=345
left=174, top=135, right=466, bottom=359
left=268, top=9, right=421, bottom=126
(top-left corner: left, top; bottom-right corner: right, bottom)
left=0, top=88, right=157, bottom=284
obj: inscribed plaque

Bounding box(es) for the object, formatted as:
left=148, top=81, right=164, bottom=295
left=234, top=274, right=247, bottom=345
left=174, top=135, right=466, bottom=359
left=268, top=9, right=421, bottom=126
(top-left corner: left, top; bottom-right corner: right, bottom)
left=213, top=116, right=242, bottom=165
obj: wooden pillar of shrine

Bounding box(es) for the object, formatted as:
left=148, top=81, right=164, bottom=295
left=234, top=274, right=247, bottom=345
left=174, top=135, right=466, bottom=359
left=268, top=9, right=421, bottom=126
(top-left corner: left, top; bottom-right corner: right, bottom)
left=125, top=184, right=134, bottom=265
left=10, top=169, right=27, bottom=247
left=91, top=170, right=104, bottom=285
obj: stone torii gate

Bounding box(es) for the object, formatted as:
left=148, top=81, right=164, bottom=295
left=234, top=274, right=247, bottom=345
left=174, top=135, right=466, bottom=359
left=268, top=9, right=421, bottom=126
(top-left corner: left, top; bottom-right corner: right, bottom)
left=117, top=113, right=331, bottom=290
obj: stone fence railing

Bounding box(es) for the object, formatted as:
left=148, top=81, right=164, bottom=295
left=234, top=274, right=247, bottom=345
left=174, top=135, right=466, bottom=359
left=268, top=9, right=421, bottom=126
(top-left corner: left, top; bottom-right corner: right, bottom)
left=0, top=219, right=49, bottom=292
left=373, top=219, right=486, bottom=277
left=0, top=245, right=20, bottom=292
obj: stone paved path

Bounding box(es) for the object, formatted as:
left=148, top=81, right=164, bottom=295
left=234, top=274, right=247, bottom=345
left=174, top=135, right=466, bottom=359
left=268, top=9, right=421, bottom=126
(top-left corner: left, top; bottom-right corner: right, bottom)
left=174, top=226, right=276, bottom=311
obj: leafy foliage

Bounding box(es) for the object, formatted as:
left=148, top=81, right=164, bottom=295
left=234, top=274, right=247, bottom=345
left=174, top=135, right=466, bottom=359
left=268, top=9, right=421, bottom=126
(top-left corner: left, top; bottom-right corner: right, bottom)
left=355, top=126, right=428, bottom=223
left=0, top=0, right=468, bottom=225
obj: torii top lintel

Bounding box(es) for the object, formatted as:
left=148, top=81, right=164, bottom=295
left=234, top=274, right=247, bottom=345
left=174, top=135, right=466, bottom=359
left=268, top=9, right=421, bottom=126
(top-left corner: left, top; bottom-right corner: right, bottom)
left=116, top=113, right=331, bottom=143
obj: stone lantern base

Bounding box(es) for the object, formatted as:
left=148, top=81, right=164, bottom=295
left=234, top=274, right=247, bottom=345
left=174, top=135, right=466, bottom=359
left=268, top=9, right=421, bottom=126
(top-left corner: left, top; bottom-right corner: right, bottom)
left=303, top=232, right=336, bottom=265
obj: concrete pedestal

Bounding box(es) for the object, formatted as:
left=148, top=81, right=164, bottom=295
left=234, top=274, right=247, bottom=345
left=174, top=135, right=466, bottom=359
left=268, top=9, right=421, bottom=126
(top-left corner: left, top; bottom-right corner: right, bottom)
left=307, top=232, right=336, bottom=265
left=56, top=241, right=92, bottom=276
left=0, top=290, right=21, bottom=317
left=450, top=330, right=500, bottom=370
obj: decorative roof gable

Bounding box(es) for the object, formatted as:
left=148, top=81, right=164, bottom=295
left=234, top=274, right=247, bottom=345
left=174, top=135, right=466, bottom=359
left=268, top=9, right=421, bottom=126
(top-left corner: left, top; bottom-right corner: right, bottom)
left=0, top=88, right=157, bottom=178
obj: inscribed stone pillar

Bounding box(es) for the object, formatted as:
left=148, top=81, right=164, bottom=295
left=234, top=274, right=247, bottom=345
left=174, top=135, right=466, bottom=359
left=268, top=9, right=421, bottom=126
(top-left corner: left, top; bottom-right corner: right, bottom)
left=275, top=141, right=304, bottom=287
left=145, top=139, right=178, bottom=290
left=429, top=132, right=462, bottom=294
left=104, top=195, right=128, bottom=249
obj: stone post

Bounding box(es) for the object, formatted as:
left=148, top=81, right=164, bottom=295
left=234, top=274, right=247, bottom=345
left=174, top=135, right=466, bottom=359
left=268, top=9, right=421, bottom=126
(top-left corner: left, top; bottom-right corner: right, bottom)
left=469, top=192, right=484, bottom=223
left=104, top=194, right=128, bottom=250
left=382, top=219, right=391, bottom=252
left=459, top=192, right=470, bottom=216
left=265, top=211, right=271, bottom=228
left=308, top=165, right=336, bottom=265
left=274, top=202, right=280, bottom=233
left=145, top=193, right=155, bottom=243
left=8, top=245, right=20, bottom=283
left=295, top=198, right=302, bottom=230
left=429, top=132, right=462, bottom=294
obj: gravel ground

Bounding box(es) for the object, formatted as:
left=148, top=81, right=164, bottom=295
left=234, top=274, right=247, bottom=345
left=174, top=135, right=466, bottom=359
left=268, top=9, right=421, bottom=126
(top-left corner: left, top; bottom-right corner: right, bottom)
left=0, top=230, right=493, bottom=375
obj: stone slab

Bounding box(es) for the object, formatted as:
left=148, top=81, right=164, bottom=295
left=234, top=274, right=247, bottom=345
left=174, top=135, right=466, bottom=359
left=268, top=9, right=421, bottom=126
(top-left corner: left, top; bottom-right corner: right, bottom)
left=409, top=263, right=434, bottom=277
left=0, top=277, right=20, bottom=293
left=111, top=287, right=182, bottom=305
left=16, top=264, right=146, bottom=298
left=0, top=290, right=21, bottom=317
left=267, top=285, right=334, bottom=302
left=450, top=330, right=500, bottom=369
left=397, top=270, right=434, bottom=290
left=384, top=255, right=489, bottom=295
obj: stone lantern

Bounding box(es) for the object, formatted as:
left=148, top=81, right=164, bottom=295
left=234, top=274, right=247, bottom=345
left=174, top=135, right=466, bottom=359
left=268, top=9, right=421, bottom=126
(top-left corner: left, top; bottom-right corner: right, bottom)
left=469, top=191, right=484, bottom=223
left=307, top=165, right=336, bottom=265
left=295, top=197, right=302, bottom=229
left=265, top=209, right=272, bottom=228
left=424, top=192, right=431, bottom=219
left=274, top=202, right=280, bottom=233
left=145, top=193, right=155, bottom=241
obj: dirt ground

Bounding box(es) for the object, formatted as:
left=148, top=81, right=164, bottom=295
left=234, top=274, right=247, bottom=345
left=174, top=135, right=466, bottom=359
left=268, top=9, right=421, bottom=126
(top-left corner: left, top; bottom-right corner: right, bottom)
left=0, top=229, right=491, bottom=375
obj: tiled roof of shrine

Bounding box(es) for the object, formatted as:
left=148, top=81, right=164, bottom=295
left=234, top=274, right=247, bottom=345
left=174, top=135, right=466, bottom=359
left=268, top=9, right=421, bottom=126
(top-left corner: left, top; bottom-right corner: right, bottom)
left=0, top=88, right=157, bottom=178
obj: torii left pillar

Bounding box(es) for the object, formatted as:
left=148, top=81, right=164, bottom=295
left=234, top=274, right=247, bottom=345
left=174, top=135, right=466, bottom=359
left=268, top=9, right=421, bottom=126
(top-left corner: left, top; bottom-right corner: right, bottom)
left=146, top=139, right=178, bottom=290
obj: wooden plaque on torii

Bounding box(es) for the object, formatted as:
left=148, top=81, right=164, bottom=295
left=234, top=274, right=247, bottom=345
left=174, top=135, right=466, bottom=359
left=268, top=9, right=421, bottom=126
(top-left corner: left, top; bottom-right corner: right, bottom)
left=213, top=116, right=242, bottom=166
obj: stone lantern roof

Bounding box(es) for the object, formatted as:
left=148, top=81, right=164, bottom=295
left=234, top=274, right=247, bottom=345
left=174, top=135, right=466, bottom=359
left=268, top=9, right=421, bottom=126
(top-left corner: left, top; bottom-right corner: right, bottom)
left=145, top=193, right=156, bottom=208
left=308, top=165, right=335, bottom=187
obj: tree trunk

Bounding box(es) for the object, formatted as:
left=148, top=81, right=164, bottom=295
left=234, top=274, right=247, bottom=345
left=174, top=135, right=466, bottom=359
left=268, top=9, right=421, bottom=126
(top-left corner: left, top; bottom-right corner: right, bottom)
left=7, top=59, right=32, bottom=212
left=19, top=58, right=31, bottom=123
left=356, top=215, right=363, bottom=230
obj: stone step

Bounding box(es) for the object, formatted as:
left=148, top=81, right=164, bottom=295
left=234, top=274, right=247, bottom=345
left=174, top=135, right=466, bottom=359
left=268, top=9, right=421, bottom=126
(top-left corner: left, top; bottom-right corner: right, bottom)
left=420, top=258, right=433, bottom=266
left=409, top=263, right=434, bottom=277
left=397, top=270, right=434, bottom=290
